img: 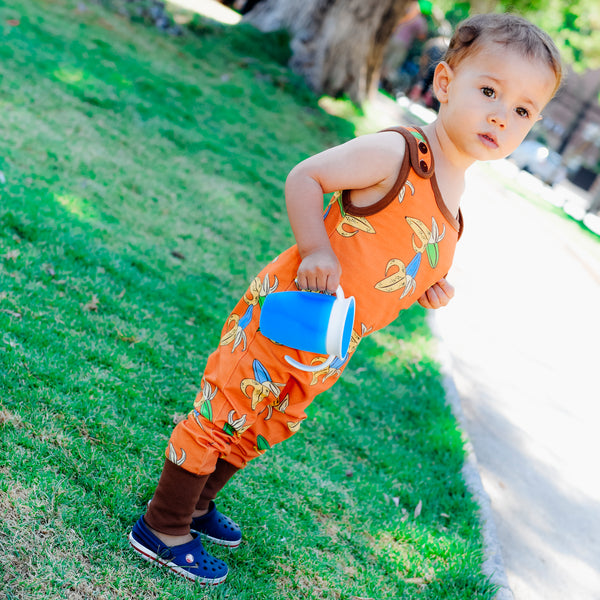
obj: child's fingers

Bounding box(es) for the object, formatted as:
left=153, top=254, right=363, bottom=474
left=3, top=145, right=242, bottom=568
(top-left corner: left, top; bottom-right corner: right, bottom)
left=297, top=271, right=339, bottom=293
left=436, top=277, right=455, bottom=299
left=417, top=293, right=431, bottom=309
left=417, top=279, right=455, bottom=309
left=325, top=273, right=340, bottom=294
left=424, top=285, right=441, bottom=308
left=294, top=274, right=308, bottom=290
left=295, top=271, right=320, bottom=291
left=296, top=250, right=341, bottom=293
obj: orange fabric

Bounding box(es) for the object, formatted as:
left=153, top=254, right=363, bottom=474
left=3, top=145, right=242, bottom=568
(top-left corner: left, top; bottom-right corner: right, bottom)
left=167, top=127, right=462, bottom=475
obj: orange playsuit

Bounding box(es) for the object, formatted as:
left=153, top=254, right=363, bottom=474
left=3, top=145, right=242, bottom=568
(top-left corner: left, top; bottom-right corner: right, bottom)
left=167, top=126, right=463, bottom=475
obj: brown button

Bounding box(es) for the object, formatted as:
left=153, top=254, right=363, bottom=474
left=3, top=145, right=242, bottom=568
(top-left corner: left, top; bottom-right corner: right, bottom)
left=418, top=142, right=428, bottom=154
left=420, top=160, right=428, bottom=172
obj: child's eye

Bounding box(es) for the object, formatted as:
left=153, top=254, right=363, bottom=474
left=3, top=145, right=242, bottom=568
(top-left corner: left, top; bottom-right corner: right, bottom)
left=481, top=87, right=495, bottom=98
left=515, top=107, right=530, bottom=118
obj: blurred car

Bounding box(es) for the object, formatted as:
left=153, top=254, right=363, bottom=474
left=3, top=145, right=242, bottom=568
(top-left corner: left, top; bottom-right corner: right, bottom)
left=509, top=140, right=567, bottom=186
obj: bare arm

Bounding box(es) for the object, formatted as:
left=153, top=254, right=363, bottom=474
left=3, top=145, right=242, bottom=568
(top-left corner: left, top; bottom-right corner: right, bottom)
left=285, top=132, right=406, bottom=292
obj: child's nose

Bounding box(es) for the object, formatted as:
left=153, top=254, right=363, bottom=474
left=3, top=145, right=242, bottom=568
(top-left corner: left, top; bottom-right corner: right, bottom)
left=488, top=111, right=506, bottom=129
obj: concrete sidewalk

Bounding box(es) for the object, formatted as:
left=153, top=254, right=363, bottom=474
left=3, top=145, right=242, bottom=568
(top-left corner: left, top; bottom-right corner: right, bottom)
left=361, top=93, right=600, bottom=598
left=432, top=162, right=600, bottom=600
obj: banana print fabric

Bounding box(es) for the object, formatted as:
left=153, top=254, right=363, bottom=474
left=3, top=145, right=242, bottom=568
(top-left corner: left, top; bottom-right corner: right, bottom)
left=167, top=127, right=463, bottom=475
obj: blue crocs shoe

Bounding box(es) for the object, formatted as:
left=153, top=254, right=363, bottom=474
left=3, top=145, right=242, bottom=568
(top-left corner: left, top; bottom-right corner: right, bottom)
left=191, top=501, right=242, bottom=548
left=129, top=517, right=228, bottom=585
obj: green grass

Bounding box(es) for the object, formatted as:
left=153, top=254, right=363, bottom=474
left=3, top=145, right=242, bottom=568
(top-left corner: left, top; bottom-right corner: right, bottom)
left=0, top=1, right=495, bottom=598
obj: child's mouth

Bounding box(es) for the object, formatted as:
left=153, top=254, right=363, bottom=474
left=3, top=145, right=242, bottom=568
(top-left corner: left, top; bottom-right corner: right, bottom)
left=479, top=133, right=498, bottom=148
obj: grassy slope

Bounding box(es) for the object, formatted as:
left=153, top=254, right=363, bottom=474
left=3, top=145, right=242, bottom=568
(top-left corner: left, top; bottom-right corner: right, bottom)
left=0, top=1, right=494, bottom=598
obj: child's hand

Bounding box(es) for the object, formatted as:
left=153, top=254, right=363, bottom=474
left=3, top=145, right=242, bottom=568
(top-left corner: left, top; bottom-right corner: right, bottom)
left=417, top=278, right=455, bottom=309
left=296, top=247, right=341, bottom=293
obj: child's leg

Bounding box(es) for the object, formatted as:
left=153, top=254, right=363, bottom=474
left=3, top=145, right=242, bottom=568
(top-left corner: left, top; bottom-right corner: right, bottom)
left=141, top=411, right=226, bottom=545
left=191, top=458, right=243, bottom=548
left=144, top=458, right=209, bottom=537
left=140, top=389, right=245, bottom=547
left=160, top=374, right=312, bottom=524
left=195, top=458, right=240, bottom=513
left=185, top=384, right=311, bottom=548
left=129, top=457, right=229, bottom=585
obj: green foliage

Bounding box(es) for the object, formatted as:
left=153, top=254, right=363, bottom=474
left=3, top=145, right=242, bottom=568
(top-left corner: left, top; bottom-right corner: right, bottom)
left=443, top=2, right=471, bottom=28
left=437, top=0, right=600, bottom=71
left=529, top=0, right=600, bottom=71
left=0, top=1, right=494, bottom=598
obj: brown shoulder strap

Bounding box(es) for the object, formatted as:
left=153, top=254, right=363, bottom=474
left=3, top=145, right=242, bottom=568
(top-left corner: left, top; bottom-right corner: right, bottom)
left=381, top=126, right=435, bottom=178
left=385, top=127, right=463, bottom=240
left=457, top=207, right=464, bottom=240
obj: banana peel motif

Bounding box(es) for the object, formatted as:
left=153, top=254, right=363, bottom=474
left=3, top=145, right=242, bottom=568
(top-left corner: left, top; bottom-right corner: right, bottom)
left=406, top=216, right=445, bottom=268
left=276, top=394, right=289, bottom=413
left=349, top=331, right=360, bottom=354
left=221, top=274, right=278, bottom=352
left=242, top=379, right=284, bottom=410
left=401, top=277, right=417, bottom=299
left=346, top=322, right=373, bottom=354
left=244, top=273, right=279, bottom=307
left=375, top=258, right=416, bottom=299
left=220, top=308, right=250, bottom=352
left=336, top=214, right=376, bottom=238
left=262, top=393, right=289, bottom=421
left=245, top=273, right=279, bottom=307
left=259, top=274, right=278, bottom=307
left=222, top=409, right=249, bottom=436
left=398, top=180, right=415, bottom=203
left=194, top=380, right=217, bottom=421
left=308, top=356, right=346, bottom=384
left=287, top=420, right=302, bottom=433
left=254, top=434, right=271, bottom=455
left=375, top=258, right=406, bottom=292
left=406, top=217, right=431, bottom=253
left=302, top=326, right=371, bottom=385
left=241, top=359, right=284, bottom=410
left=168, top=442, right=186, bottom=466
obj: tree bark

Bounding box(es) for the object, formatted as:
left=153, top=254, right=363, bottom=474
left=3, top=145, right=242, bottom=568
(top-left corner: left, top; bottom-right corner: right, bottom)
left=243, top=0, right=411, bottom=104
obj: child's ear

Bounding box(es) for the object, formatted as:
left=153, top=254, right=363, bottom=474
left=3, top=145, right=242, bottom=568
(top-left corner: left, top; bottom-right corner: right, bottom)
left=432, top=61, right=454, bottom=104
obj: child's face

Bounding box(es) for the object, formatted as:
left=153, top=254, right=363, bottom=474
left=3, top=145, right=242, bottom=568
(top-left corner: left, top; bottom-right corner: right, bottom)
left=435, top=43, right=557, bottom=165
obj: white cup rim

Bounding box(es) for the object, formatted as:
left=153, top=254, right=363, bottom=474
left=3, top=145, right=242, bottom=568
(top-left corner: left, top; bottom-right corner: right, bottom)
left=325, top=287, right=354, bottom=357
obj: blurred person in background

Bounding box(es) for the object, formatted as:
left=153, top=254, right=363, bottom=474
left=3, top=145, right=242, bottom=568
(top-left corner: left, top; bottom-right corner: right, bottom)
left=381, top=1, right=429, bottom=93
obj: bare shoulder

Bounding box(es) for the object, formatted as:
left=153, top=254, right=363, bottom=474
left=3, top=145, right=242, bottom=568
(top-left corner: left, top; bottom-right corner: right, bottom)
left=346, top=129, right=407, bottom=160
left=339, top=130, right=407, bottom=207
left=289, top=130, right=406, bottom=198
left=345, top=130, right=407, bottom=180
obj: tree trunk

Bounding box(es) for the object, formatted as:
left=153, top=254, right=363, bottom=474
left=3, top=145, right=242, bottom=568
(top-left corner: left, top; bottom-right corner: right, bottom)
left=243, top=0, right=411, bottom=104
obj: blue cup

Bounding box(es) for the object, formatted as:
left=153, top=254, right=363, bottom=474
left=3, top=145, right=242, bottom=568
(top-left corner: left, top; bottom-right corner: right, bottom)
left=260, top=286, right=355, bottom=372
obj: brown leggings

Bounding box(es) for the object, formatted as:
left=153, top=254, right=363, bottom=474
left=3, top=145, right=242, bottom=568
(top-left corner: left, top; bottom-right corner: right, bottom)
left=144, top=458, right=239, bottom=536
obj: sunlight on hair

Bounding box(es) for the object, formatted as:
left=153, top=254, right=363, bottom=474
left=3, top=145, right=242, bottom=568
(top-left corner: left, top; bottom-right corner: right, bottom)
left=167, top=0, right=242, bottom=25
